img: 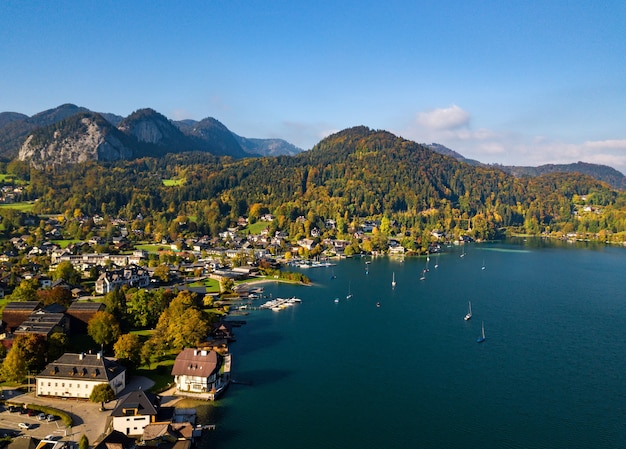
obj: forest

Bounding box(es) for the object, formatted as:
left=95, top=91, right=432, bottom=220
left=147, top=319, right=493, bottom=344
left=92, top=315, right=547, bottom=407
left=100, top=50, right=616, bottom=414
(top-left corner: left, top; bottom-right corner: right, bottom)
left=3, top=126, right=626, bottom=249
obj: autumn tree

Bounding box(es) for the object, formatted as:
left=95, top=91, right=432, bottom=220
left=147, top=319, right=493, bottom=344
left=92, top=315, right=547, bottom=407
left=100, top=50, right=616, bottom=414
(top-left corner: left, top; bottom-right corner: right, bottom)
left=153, top=290, right=209, bottom=350
left=47, top=331, right=69, bottom=362
left=89, top=383, right=115, bottom=410
left=113, top=333, right=142, bottom=368
left=36, top=286, right=73, bottom=307
left=53, top=260, right=81, bottom=284
left=10, top=279, right=38, bottom=302
left=88, top=311, right=122, bottom=351
left=0, top=345, right=26, bottom=382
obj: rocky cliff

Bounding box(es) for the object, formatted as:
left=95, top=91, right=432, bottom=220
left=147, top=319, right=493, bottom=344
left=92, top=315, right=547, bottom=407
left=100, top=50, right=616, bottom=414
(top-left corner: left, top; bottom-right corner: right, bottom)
left=18, top=113, right=133, bottom=169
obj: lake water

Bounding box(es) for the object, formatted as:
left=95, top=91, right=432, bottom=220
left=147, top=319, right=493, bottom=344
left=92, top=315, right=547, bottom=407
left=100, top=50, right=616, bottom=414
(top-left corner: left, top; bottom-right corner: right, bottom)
left=206, top=239, right=626, bottom=449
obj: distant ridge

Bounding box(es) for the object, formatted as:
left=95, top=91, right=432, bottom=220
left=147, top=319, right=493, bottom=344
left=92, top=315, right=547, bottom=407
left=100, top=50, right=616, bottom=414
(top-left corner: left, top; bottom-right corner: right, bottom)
left=425, top=142, right=626, bottom=190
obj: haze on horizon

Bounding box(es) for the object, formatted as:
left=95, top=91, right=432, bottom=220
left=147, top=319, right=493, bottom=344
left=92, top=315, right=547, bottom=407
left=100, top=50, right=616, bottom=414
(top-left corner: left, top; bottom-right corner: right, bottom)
left=1, top=1, right=625, bottom=173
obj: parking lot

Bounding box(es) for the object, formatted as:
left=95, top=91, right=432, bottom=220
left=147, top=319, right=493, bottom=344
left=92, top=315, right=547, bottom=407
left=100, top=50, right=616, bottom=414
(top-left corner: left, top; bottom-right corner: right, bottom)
left=0, top=388, right=109, bottom=445
left=0, top=377, right=158, bottom=446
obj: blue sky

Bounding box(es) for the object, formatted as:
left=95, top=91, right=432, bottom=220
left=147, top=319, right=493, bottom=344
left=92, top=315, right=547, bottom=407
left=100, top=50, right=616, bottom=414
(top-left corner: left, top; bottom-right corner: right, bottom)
left=1, top=0, right=626, bottom=173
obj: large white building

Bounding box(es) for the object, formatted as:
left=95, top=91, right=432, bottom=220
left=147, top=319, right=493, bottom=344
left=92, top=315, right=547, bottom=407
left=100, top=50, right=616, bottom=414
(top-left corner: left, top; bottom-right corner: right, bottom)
left=35, top=352, right=126, bottom=399
left=171, top=348, right=231, bottom=400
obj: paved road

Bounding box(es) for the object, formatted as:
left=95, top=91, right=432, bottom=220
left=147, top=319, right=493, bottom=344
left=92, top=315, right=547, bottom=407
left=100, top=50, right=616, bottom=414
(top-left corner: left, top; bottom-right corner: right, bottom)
left=1, top=376, right=158, bottom=446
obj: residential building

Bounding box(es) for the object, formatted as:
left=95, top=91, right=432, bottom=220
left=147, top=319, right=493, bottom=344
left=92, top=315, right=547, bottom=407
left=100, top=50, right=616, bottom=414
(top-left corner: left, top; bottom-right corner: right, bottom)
left=111, top=389, right=172, bottom=437
left=171, top=349, right=231, bottom=400
left=95, top=265, right=150, bottom=295
left=36, top=352, right=126, bottom=399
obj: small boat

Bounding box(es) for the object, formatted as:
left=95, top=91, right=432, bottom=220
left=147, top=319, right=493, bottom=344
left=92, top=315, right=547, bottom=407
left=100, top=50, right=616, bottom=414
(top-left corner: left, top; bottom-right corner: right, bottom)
left=334, top=298, right=339, bottom=303
left=376, top=301, right=381, bottom=308
left=392, top=272, right=396, bottom=289
left=464, top=301, right=472, bottom=320
left=481, top=258, right=486, bottom=270
left=434, top=253, right=439, bottom=269
left=477, top=321, right=486, bottom=343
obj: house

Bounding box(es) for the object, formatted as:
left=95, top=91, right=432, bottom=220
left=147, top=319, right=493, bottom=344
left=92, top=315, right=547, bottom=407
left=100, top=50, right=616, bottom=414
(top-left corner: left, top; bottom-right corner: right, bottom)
left=110, top=389, right=173, bottom=437
left=35, top=352, right=126, bottom=399
left=171, top=348, right=231, bottom=400
left=95, top=265, right=150, bottom=295
left=92, top=430, right=137, bottom=449
left=141, top=422, right=196, bottom=447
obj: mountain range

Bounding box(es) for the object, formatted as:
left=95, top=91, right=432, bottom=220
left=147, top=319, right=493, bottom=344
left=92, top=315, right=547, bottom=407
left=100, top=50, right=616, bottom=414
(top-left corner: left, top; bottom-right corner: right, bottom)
left=0, top=104, right=303, bottom=167
left=1, top=104, right=624, bottom=190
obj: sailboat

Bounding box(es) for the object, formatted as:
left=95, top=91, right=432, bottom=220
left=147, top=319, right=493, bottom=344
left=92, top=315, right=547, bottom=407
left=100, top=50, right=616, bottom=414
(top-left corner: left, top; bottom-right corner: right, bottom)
left=460, top=246, right=466, bottom=258
left=346, top=282, right=353, bottom=299
left=477, top=321, right=486, bottom=343
left=481, top=258, right=486, bottom=270
left=434, top=253, right=440, bottom=269
left=464, top=301, right=472, bottom=321
left=392, top=272, right=396, bottom=289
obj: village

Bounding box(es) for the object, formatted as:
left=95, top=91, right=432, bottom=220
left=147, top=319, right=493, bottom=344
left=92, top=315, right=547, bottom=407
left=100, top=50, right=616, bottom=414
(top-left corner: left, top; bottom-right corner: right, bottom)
left=0, top=211, right=401, bottom=449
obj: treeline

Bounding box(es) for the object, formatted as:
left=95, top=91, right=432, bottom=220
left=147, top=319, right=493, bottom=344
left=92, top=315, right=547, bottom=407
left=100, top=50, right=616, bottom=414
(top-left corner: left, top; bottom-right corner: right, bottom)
left=5, top=126, right=626, bottom=246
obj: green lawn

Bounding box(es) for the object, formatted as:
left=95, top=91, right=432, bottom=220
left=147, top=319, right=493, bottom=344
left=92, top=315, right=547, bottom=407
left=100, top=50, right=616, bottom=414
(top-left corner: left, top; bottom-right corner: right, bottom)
left=0, top=201, right=36, bottom=212
left=162, top=179, right=185, bottom=186
left=52, top=239, right=82, bottom=249
left=189, top=278, right=221, bottom=292
left=135, top=243, right=170, bottom=252
left=245, top=221, right=269, bottom=235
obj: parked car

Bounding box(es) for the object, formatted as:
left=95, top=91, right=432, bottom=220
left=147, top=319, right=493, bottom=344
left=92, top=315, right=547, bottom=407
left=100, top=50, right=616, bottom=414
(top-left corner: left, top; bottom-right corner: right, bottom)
left=37, top=413, right=46, bottom=421
left=17, top=423, right=31, bottom=430
left=46, top=415, right=56, bottom=422
left=27, top=409, right=36, bottom=417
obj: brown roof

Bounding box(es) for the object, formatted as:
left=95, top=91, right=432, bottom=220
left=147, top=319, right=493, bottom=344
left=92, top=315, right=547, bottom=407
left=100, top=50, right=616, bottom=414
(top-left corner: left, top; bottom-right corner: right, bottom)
left=171, top=348, right=219, bottom=378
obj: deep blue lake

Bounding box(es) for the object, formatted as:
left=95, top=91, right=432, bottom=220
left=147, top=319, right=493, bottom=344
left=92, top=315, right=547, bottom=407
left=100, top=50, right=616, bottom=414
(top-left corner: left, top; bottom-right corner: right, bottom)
left=207, top=239, right=626, bottom=448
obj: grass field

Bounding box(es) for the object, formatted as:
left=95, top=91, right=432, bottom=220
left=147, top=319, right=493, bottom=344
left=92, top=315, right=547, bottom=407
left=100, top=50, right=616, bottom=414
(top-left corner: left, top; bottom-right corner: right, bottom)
left=135, top=244, right=170, bottom=252
left=162, top=179, right=185, bottom=186
left=245, top=221, right=269, bottom=235
left=0, top=201, right=36, bottom=212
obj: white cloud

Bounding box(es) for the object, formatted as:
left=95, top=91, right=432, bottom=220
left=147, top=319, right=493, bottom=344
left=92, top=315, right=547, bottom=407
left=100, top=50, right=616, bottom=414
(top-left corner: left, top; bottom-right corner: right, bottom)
left=584, top=139, right=626, bottom=150
left=398, top=105, right=626, bottom=174
left=416, top=105, right=470, bottom=130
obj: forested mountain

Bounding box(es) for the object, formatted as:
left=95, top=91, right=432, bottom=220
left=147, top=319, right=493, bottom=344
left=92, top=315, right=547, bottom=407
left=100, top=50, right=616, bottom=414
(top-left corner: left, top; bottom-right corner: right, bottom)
left=498, top=162, right=626, bottom=190
left=0, top=112, right=28, bottom=129
left=19, top=126, right=624, bottom=245
left=233, top=134, right=303, bottom=156
left=174, top=117, right=248, bottom=158
left=426, top=143, right=626, bottom=190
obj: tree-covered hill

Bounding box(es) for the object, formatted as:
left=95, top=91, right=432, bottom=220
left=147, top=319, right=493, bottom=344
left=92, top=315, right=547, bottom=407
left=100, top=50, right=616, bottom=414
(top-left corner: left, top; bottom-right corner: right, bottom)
left=19, top=126, right=624, bottom=245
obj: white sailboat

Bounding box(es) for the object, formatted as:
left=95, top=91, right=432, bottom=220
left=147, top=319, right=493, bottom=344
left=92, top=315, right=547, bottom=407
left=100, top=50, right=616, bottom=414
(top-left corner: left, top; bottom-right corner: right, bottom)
left=481, top=258, right=486, bottom=270
left=477, top=321, right=486, bottom=343
left=346, top=282, right=353, bottom=299
left=392, top=272, right=396, bottom=289
left=464, top=301, right=472, bottom=320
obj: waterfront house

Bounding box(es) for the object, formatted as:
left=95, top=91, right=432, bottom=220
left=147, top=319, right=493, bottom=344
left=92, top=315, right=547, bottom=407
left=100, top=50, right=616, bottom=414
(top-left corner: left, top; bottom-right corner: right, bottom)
left=111, top=389, right=173, bottom=437
left=35, top=352, right=126, bottom=399
left=171, top=348, right=231, bottom=400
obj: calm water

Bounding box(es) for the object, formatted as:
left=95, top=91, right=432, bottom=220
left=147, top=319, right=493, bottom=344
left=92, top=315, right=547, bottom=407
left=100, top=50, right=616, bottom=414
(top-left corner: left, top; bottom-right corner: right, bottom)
left=207, top=239, right=626, bottom=449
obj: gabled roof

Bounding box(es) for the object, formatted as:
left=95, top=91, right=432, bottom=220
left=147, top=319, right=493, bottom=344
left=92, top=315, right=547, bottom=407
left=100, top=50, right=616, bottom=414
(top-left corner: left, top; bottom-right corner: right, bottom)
left=110, top=389, right=160, bottom=417
left=171, top=348, right=220, bottom=378
left=93, top=430, right=136, bottom=449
